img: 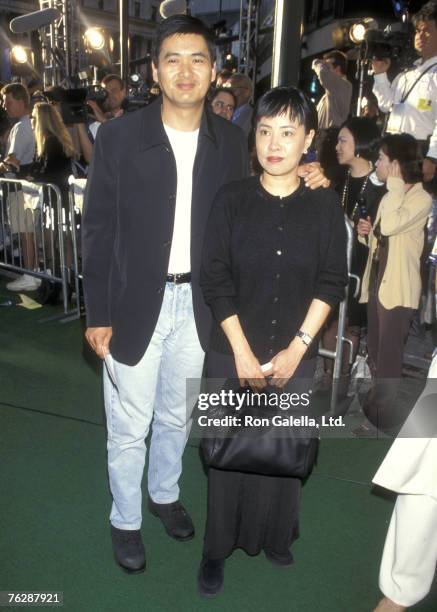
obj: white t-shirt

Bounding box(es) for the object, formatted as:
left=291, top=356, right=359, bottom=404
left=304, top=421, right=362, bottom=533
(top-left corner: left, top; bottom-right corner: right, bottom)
left=164, top=124, right=199, bottom=274
left=7, top=115, right=35, bottom=165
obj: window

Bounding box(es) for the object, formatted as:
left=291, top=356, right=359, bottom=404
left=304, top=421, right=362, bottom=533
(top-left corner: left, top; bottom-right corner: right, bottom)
left=134, top=1, right=141, bottom=18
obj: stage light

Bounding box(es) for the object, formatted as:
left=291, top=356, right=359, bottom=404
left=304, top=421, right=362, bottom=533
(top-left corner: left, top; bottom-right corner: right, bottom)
left=349, top=18, right=378, bottom=45
left=350, top=23, right=367, bottom=44
left=84, top=28, right=105, bottom=51
left=10, top=46, right=34, bottom=76
left=84, top=28, right=113, bottom=68
left=11, top=46, right=29, bottom=64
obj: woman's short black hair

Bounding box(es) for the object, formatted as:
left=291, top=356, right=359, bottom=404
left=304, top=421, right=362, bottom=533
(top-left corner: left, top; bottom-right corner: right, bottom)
left=152, top=14, right=215, bottom=65
left=380, top=134, right=423, bottom=184
left=254, top=86, right=318, bottom=134
left=340, top=117, right=381, bottom=163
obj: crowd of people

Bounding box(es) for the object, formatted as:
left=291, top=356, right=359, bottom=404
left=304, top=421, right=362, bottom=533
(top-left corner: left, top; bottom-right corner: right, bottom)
left=1, top=2, right=437, bottom=609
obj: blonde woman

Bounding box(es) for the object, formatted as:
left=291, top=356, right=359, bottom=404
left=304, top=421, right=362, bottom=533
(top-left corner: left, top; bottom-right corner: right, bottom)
left=31, top=101, right=76, bottom=195
left=31, top=102, right=76, bottom=272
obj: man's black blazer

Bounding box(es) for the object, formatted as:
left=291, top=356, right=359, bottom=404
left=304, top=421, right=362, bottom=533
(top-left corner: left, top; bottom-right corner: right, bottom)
left=82, top=97, right=249, bottom=366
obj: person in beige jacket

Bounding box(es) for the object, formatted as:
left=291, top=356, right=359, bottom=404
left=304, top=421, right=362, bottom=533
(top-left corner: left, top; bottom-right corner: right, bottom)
left=357, top=134, right=432, bottom=432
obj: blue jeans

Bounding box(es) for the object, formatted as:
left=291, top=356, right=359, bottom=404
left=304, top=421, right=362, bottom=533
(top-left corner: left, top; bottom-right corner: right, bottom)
left=103, top=282, right=205, bottom=530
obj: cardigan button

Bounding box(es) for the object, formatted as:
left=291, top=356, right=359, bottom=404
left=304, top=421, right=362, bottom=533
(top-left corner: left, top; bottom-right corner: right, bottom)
left=271, top=319, right=277, bottom=325
left=276, top=250, right=282, bottom=256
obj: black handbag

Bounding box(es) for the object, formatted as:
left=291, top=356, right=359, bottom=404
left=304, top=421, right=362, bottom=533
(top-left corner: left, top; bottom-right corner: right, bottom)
left=200, top=386, right=319, bottom=478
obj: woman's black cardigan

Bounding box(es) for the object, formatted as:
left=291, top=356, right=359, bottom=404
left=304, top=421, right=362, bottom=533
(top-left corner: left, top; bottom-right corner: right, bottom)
left=200, top=176, right=348, bottom=363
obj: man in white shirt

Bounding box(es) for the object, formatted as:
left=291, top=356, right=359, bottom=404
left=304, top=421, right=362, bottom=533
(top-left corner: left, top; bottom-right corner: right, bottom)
left=1, top=83, right=38, bottom=291
left=0, top=83, right=35, bottom=174
left=372, top=0, right=437, bottom=183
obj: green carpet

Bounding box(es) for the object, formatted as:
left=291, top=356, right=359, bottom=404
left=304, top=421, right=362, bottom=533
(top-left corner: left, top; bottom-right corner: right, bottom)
left=1, top=278, right=436, bottom=611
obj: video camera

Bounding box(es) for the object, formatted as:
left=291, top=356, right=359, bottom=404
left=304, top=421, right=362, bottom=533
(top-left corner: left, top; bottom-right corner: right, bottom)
left=363, top=24, right=417, bottom=69
left=44, top=86, right=108, bottom=125
left=121, top=75, right=157, bottom=113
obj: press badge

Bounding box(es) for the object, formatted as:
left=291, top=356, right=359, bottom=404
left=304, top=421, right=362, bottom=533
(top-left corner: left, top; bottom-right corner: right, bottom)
left=389, top=102, right=405, bottom=132
left=417, top=98, right=432, bottom=111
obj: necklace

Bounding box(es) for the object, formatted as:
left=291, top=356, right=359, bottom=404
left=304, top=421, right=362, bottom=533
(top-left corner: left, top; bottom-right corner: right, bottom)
left=341, top=169, right=370, bottom=219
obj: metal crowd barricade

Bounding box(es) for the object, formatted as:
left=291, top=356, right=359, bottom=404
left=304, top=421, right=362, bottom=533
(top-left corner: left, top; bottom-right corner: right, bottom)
left=0, top=177, right=72, bottom=317
left=64, top=176, right=87, bottom=321
left=318, top=217, right=356, bottom=413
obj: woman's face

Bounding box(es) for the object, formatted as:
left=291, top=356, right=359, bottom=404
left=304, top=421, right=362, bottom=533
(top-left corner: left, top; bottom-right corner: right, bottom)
left=375, top=148, right=391, bottom=182
left=255, top=113, right=314, bottom=178
left=336, top=127, right=356, bottom=166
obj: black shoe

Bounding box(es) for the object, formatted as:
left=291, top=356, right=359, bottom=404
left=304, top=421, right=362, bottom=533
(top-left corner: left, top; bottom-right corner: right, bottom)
left=265, top=549, right=294, bottom=567
left=110, top=526, right=146, bottom=574
left=197, top=557, right=225, bottom=597
left=147, top=497, right=194, bottom=541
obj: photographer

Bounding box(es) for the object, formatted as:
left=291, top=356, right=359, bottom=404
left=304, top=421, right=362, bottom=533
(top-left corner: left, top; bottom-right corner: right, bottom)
left=76, top=74, right=126, bottom=164
left=312, top=51, right=352, bottom=178
left=372, top=0, right=437, bottom=183
left=0, top=83, right=35, bottom=176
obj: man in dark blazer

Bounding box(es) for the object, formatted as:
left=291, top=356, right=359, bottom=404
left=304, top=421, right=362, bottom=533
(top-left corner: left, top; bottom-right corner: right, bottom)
left=82, top=15, right=248, bottom=574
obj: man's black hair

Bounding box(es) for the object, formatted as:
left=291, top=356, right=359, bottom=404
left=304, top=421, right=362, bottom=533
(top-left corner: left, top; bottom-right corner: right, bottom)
left=212, top=87, right=237, bottom=107
left=340, top=117, right=381, bottom=163
left=323, top=50, right=348, bottom=75
left=412, top=0, right=437, bottom=27
left=152, top=14, right=216, bottom=65
left=254, top=86, right=318, bottom=134
left=380, top=134, right=423, bottom=184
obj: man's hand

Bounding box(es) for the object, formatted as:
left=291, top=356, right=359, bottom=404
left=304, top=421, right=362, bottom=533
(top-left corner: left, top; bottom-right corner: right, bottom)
left=87, top=100, right=107, bottom=124
left=234, top=348, right=267, bottom=392
left=298, top=162, right=330, bottom=190
left=423, top=158, right=436, bottom=183
left=270, top=339, right=307, bottom=388
left=85, top=326, right=113, bottom=359
left=371, top=58, right=391, bottom=75
left=357, top=216, right=372, bottom=236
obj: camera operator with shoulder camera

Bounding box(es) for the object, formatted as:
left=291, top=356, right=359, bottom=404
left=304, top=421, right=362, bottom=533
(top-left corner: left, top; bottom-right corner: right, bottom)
left=372, top=0, right=437, bottom=185
left=76, top=74, right=126, bottom=164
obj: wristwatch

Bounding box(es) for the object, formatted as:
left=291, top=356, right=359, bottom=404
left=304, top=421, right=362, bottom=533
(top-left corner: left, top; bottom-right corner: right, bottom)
left=296, top=330, right=313, bottom=347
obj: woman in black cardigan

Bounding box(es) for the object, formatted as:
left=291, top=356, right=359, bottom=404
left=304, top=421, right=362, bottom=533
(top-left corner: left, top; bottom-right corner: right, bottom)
left=198, top=87, right=348, bottom=596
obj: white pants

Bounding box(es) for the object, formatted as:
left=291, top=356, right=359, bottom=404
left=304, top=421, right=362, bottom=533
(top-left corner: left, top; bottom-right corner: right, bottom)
left=379, top=493, right=437, bottom=607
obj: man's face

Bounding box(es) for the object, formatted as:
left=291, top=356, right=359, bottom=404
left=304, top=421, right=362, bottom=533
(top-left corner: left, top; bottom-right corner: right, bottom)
left=211, top=91, right=235, bottom=120
left=152, top=34, right=215, bottom=110
left=414, top=19, right=437, bottom=60
left=3, top=93, right=26, bottom=119
left=324, top=59, right=342, bottom=76
left=103, top=80, right=126, bottom=113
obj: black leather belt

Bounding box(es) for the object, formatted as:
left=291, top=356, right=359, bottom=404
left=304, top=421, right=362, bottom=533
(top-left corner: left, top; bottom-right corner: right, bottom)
left=166, top=272, right=191, bottom=284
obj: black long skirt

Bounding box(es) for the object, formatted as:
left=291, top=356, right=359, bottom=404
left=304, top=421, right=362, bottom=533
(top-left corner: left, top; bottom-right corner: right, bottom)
left=202, top=350, right=316, bottom=560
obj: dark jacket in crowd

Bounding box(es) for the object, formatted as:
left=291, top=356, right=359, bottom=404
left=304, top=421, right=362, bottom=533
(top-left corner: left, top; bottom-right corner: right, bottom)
left=200, top=177, right=348, bottom=363
left=82, top=97, right=249, bottom=366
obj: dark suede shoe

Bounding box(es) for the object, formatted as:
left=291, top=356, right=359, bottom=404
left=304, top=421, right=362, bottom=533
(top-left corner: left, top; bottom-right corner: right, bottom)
left=110, top=526, right=146, bottom=574
left=147, top=497, right=194, bottom=541
left=197, top=557, right=225, bottom=597
left=265, top=549, right=294, bottom=567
